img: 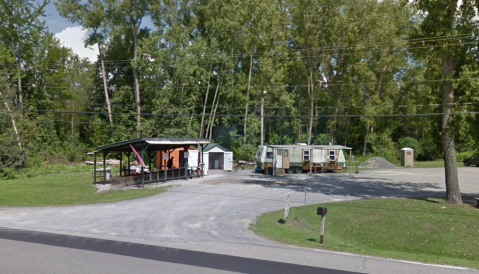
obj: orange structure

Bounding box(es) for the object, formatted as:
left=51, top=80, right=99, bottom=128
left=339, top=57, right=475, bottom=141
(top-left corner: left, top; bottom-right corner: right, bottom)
left=156, top=146, right=197, bottom=170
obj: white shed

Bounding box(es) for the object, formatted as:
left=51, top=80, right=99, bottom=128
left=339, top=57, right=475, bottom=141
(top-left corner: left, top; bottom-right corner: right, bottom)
left=200, top=143, right=234, bottom=174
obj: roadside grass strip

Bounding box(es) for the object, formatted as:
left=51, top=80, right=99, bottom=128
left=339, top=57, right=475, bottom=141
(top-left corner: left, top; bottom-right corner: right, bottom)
left=252, top=197, right=479, bottom=268
left=0, top=172, right=169, bottom=207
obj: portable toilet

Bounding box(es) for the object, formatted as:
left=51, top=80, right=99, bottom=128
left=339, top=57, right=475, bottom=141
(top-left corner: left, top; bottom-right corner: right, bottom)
left=401, top=147, right=414, bottom=167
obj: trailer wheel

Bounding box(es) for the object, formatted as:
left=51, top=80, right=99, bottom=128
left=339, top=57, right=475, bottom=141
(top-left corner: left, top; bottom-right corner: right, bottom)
left=286, top=169, right=294, bottom=174
left=294, top=167, right=303, bottom=173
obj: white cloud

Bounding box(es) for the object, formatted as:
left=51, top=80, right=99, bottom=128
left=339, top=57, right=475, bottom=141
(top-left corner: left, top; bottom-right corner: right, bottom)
left=55, top=26, right=99, bottom=62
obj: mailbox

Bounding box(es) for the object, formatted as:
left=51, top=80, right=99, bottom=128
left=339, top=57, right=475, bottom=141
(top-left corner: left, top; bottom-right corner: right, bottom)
left=317, top=207, right=327, bottom=216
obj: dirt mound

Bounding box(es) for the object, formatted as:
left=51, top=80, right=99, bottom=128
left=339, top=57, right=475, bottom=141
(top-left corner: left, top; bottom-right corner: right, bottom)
left=359, top=157, right=399, bottom=169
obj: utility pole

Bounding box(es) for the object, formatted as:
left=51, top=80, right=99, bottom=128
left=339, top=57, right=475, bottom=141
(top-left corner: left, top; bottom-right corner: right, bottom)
left=261, top=90, right=266, bottom=146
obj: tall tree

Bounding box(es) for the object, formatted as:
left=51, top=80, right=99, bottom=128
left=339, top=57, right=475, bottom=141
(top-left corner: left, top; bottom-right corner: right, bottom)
left=107, top=0, right=150, bottom=137
left=0, top=0, right=48, bottom=116
left=55, top=0, right=115, bottom=137
left=412, top=0, right=479, bottom=204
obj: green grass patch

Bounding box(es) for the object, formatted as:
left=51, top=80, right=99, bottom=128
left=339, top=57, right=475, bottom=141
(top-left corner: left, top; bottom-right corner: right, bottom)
left=252, top=197, right=479, bottom=268
left=0, top=172, right=170, bottom=207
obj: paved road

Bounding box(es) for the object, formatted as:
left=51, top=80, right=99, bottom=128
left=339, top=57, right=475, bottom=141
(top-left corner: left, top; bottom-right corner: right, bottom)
left=0, top=167, right=478, bottom=273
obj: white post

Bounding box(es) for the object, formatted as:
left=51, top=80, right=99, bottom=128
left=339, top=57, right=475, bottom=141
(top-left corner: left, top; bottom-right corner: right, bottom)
left=320, top=215, right=326, bottom=244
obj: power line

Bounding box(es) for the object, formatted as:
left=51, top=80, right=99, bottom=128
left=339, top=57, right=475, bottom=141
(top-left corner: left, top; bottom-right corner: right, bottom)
left=21, top=108, right=479, bottom=118
left=22, top=98, right=479, bottom=110
left=12, top=76, right=479, bottom=92
left=0, top=34, right=476, bottom=68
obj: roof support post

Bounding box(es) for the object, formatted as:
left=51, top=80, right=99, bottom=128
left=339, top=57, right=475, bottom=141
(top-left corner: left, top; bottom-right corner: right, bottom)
left=201, top=144, right=204, bottom=178
left=94, top=152, right=97, bottom=184
left=141, top=145, right=145, bottom=188
left=147, top=150, right=152, bottom=182
left=164, top=151, right=167, bottom=181
left=127, top=151, right=131, bottom=176
left=103, top=151, right=107, bottom=185
left=120, top=151, right=122, bottom=177
left=184, top=146, right=189, bottom=180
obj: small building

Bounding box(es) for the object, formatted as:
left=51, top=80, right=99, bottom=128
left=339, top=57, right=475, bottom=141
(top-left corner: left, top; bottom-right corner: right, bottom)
left=92, top=138, right=210, bottom=187
left=400, top=147, right=414, bottom=167
left=156, top=146, right=198, bottom=170
left=199, top=143, right=234, bottom=174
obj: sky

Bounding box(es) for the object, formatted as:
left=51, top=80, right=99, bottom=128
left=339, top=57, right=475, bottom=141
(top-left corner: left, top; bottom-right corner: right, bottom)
left=45, top=1, right=155, bottom=63
left=45, top=1, right=99, bottom=62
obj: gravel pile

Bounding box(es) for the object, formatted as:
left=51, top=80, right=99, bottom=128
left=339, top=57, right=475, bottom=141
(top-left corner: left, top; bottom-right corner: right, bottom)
left=359, top=157, right=399, bottom=169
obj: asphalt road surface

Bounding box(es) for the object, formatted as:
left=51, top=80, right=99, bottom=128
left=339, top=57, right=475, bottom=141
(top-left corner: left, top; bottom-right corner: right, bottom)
left=0, top=167, right=478, bottom=273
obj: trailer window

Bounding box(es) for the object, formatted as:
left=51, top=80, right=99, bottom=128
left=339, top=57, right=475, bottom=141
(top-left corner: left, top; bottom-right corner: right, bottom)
left=266, top=152, right=273, bottom=159
left=329, top=150, right=336, bottom=161
left=284, top=150, right=288, bottom=157
left=303, top=150, right=310, bottom=161
left=256, top=150, right=263, bottom=158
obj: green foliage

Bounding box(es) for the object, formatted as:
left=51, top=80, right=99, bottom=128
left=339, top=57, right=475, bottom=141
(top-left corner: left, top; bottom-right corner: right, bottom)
left=0, top=0, right=477, bottom=173
left=0, top=132, right=24, bottom=175
left=397, top=137, right=422, bottom=159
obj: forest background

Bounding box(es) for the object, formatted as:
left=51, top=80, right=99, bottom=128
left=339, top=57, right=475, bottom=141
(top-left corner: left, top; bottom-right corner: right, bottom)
left=0, top=0, right=478, bottom=186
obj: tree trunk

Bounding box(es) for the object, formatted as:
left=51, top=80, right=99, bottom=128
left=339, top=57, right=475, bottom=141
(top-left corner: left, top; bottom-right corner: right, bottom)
left=199, top=65, right=212, bottom=138
left=17, top=63, right=23, bottom=116
left=131, top=22, right=142, bottom=137
left=188, top=108, right=194, bottom=135
left=98, top=44, right=114, bottom=137
left=0, top=88, right=21, bottom=148
left=206, top=66, right=223, bottom=139
left=243, top=49, right=253, bottom=145
left=441, top=55, right=462, bottom=205
left=209, top=90, right=221, bottom=142
left=362, top=123, right=369, bottom=155
left=376, top=64, right=388, bottom=96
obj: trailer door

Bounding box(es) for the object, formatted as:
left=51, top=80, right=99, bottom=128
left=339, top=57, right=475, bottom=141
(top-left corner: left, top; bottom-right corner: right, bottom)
left=276, top=149, right=283, bottom=168
left=283, top=149, right=290, bottom=169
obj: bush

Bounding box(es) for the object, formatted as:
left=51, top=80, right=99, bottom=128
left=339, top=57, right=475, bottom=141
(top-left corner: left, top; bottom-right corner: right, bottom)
left=1, top=167, right=16, bottom=180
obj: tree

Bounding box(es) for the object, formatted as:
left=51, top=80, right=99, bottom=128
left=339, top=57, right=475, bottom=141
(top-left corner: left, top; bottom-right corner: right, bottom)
left=0, top=0, right=48, bottom=116
left=411, top=0, right=479, bottom=204
left=107, top=0, right=150, bottom=137
left=55, top=0, right=116, bottom=137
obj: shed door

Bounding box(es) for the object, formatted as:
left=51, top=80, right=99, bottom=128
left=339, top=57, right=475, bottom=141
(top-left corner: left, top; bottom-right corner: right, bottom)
left=202, top=152, right=209, bottom=175
left=283, top=149, right=290, bottom=169
left=224, top=152, right=233, bottom=171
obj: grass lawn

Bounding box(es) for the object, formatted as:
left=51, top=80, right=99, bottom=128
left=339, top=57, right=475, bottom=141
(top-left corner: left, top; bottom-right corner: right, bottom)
left=252, top=197, right=479, bottom=268
left=0, top=172, right=170, bottom=207
left=412, top=160, right=466, bottom=168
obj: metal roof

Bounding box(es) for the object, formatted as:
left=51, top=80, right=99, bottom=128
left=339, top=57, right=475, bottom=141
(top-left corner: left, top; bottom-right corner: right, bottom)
left=95, top=138, right=211, bottom=153
left=197, top=143, right=231, bottom=152
left=266, top=144, right=352, bottom=150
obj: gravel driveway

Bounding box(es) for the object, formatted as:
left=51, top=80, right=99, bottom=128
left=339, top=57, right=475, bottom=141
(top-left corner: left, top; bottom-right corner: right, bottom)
left=1, top=167, right=478, bottom=245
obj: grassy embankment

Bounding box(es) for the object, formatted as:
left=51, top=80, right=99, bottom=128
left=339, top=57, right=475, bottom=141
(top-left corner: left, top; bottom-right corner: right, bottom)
left=0, top=165, right=169, bottom=207
left=253, top=197, right=479, bottom=268
left=349, top=150, right=475, bottom=168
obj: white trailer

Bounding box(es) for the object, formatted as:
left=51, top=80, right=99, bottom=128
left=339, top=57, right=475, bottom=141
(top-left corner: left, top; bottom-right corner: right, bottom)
left=255, top=144, right=352, bottom=174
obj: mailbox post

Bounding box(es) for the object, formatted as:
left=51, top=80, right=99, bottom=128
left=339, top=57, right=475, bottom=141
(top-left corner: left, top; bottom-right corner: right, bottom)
left=317, top=207, right=328, bottom=244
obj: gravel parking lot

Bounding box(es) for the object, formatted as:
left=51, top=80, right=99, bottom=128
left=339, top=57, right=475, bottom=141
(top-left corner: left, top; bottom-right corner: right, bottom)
left=1, top=167, right=478, bottom=273
left=1, top=167, right=478, bottom=244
